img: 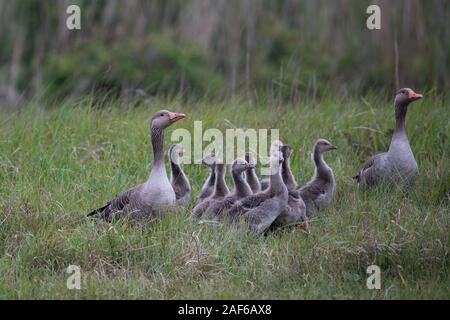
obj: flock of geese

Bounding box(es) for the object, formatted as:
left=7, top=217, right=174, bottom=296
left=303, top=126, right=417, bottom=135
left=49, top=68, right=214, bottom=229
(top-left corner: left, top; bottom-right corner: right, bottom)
left=88, top=88, right=423, bottom=233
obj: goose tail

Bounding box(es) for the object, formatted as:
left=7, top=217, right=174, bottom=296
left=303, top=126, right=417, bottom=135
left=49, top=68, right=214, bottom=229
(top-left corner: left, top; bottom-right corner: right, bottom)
left=87, top=204, right=108, bottom=217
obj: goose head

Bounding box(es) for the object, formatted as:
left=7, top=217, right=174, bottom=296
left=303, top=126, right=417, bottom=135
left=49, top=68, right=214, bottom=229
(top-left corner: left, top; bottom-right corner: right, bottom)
left=151, top=110, right=186, bottom=129
left=395, top=88, right=423, bottom=107
left=232, top=158, right=255, bottom=175
left=168, top=144, right=184, bottom=165
left=202, top=152, right=217, bottom=168
left=268, top=150, right=284, bottom=174
left=280, top=144, right=293, bottom=160
left=315, top=139, right=337, bottom=154
left=269, top=139, right=283, bottom=155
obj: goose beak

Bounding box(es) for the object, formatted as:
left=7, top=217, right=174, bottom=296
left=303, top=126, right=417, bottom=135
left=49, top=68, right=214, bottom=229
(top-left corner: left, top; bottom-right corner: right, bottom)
left=408, top=90, right=423, bottom=101
left=330, top=145, right=338, bottom=150
left=168, top=112, right=186, bottom=122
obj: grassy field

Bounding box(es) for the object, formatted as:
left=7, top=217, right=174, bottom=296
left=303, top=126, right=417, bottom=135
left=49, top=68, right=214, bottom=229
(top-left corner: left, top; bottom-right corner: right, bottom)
left=0, top=93, right=448, bottom=299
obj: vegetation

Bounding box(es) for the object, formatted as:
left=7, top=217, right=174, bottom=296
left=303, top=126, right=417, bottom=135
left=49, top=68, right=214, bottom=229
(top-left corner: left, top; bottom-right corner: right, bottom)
left=1, top=0, right=449, bottom=106
left=0, top=94, right=448, bottom=299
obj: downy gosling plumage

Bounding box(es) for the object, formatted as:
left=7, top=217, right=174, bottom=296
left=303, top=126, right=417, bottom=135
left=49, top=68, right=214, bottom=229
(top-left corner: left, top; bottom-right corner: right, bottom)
left=272, top=144, right=307, bottom=228
left=204, top=158, right=255, bottom=220
left=227, top=150, right=288, bottom=233
left=168, top=144, right=191, bottom=207
left=299, top=139, right=337, bottom=218
left=195, top=152, right=217, bottom=205
left=192, top=161, right=230, bottom=223
left=244, top=152, right=261, bottom=193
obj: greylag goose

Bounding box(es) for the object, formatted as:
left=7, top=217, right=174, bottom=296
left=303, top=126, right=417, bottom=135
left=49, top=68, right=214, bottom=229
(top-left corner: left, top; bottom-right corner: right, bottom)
left=299, top=139, right=337, bottom=218
left=168, top=144, right=191, bottom=207
left=191, top=161, right=230, bottom=223
left=272, top=144, right=307, bottom=227
left=204, top=158, right=255, bottom=220
left=227, top=151, right=288, bottom=233
left=244, top=152, right=261, bottom=193
left=87, top=110, right=186, bottom=222
left=195, top=153, right=217, bottom=205
left=354, top=88, right=423, bottom=188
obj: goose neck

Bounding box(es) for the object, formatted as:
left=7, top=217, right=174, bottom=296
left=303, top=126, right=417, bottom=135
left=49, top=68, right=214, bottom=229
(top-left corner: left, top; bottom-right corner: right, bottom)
left=269, top=163, right=286, bottom=194
left=214, top=165, right=229, bottom=196
left=393, top=100, right=409, bottom=140
left=170, top=161, right=182, bottom=177
left=151, top=126, right=165, bottom=167
left=281, top=158, right=297, bottom=190
left=313, top=148, right=330, bottom=180
left=208, top=165, right=216, bottom=186
left=246, top=169, right=260, bottom=192
left=232, top=170, right=252, bottom=197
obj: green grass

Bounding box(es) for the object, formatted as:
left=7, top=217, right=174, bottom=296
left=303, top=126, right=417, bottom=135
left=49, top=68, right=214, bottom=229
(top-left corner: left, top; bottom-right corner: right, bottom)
left=0, top=94, right=448, bottom=299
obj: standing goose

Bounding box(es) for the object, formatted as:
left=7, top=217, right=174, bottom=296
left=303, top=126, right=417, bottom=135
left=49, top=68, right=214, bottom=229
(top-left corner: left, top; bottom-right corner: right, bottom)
left=87, top=110, right=186, bottom=222
left=195, top=153, right=217, bottom=205
left=191, top=161, right=230, bottom=223
left=244, top=152, right=261, bottom=193
left=227, top=151, right=288, bottom=233
left=205, top=158, right=255, bottom=220
left=168, top=144, right=191, bottom=207
left=272, top=144, right=307, bottom=227
left=299, top=139, right=337, bottom=218
left=355, top=88, right=423, bottom=188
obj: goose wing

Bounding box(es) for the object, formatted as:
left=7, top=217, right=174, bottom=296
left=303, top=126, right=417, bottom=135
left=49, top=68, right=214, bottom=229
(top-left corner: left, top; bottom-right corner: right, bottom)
left=87, top=184, right=142, bottom=221
left=354, top=152, right=386, bottom=184
left=299, top=180, right=325, bottom=203
left=244, top=198, right=285, bottom=233
left=206, top=196, right=236, bottom=219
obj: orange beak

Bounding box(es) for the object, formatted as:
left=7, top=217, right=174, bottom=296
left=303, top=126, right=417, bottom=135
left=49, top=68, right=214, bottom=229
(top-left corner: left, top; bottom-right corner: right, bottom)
left=168, top=112, right=186, bottom=122
left=408, top=90, right=423, bottom=101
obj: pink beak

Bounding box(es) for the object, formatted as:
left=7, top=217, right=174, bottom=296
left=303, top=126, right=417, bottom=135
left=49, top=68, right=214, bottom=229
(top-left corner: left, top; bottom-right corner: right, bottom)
left=168, top=112, right=186, bottom=122
left=408, top=90, right=423, bottom=101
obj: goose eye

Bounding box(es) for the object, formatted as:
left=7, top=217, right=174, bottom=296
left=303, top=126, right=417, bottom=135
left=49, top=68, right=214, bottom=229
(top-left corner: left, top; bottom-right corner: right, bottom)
left=160, top=114, right=164, bottom=117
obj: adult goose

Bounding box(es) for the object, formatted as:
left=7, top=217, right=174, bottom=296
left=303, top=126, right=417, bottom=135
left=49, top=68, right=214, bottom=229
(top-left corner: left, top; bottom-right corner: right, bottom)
left=272, top=144, right=307, bottom=228
left=195, top=153, right=217, bottom=206
left=87, top=110, right=186, bottom=222
left=168, top=144, right=191, bottom=207
left=227, top=151, right=288, bottom=233
left=244, top=152, right=261, bottom=193
left=191, top=161, right=230, bottom=223
left=354, top=88, right=423, bottom=188
left=204, top=158, right=255, bottom=220
left=299, top=139, right=337, bottom=218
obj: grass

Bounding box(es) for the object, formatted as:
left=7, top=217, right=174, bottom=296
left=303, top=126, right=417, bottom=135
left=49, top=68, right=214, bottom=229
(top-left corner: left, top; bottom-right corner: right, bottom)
left=0, top=93, right=448, bottom=299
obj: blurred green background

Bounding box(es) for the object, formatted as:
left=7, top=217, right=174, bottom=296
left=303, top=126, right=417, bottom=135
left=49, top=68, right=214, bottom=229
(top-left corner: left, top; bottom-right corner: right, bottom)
left=0, top=0, right=449, bottom=107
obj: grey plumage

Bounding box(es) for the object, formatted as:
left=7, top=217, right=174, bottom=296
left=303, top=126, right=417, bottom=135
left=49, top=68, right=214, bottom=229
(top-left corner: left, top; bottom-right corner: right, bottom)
left=272, top=144, right=307, bottom=227
left=168, top=144, right=191, bottom=207
left=87, top=110, right=186, bottom=222
left=299, top=139, right=337, bottom=218
left=355, top=88, right=422, bottom=189
left=192, top=162, right=230, bottom=223
left=195, top=153, right=217, bottom=205
left=259, top=140, right=283, bottom=191
left=204, top=158, right=255, bottom=220
left=244, top=152, right=261, bottom=193
left=227, top=151, right=288, bottom=233
left=260, top=178, right=269, bottom=191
